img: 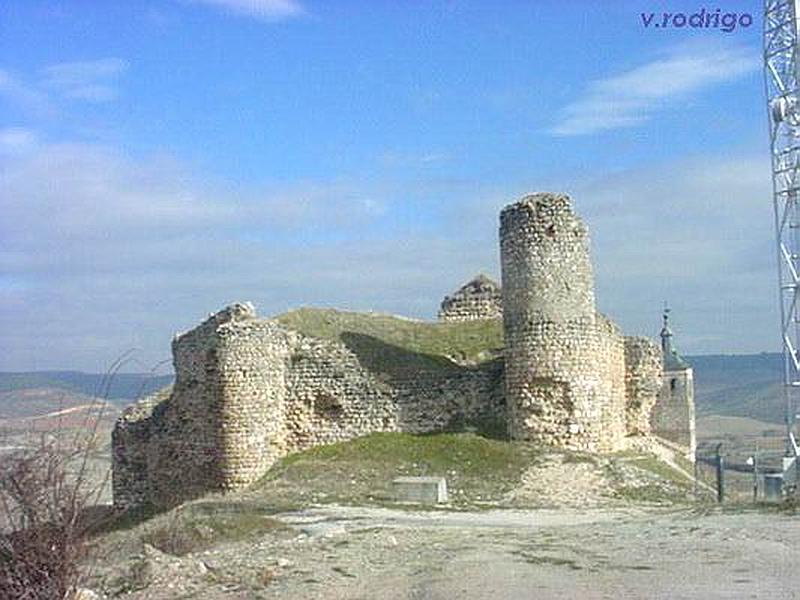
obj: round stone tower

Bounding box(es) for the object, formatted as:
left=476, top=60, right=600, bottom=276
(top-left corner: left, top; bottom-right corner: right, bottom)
left=500, top=192, right=624, bottom=452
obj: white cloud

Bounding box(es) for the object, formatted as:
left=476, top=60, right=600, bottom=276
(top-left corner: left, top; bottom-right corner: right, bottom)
left=572, top=153, right=775, bottom=353
left=551, top=42, right=759, bottom=136
left=0, top=142, right=416, bottom=370
left=41, top=58, right=127, bottom=103
left=0, top=137, right=780, bottom=370
left=0, top=69, right=54, bottom=116
left=0, top=127, right=38, bottom=154
left=188, top=0, right=304, bottom=21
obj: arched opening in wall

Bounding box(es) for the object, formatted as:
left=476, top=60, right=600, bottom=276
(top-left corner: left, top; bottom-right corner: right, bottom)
left=314, top=393, right=344, bottom=421
left=670, top=378, right=677, bottom=392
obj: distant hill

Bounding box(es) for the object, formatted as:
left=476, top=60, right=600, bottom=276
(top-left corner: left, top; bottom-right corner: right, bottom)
left=0, top=371, right=174, bottom=403
left=686, top=353, right=785, bottom=424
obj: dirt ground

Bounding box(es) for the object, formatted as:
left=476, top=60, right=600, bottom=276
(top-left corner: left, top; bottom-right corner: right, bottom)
left=91, top=503, right=800, bottom=599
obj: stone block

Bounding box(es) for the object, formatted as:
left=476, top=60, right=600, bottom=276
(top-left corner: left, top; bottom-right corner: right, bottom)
left=392, top=476, right=448, bottom=504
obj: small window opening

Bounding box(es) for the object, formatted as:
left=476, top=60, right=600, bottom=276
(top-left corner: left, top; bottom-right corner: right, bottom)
left=314, top=393, right=343, bottom=420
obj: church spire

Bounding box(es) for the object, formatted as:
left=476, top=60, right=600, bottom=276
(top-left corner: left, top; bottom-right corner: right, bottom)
left=660, top=303, right=690, bottom=371
left=660, top=303, right=673, bottom=356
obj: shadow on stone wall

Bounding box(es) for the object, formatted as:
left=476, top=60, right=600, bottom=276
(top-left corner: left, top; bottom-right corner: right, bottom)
left=338, top=331, right=465, bottom=379
left=339, top=332, right=507, bottom=440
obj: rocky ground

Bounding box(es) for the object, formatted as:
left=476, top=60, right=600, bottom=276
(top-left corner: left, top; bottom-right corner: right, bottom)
left=79, top=434, right=735, bottom=599
left=29, top=430, right=784, bottom=599
left=87, top=503, right=799, bottom=599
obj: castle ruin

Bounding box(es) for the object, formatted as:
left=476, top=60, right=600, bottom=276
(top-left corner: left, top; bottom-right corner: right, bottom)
left=112, top=192, right=694, bottom=509
left=438, top=274, right=502, bottom=322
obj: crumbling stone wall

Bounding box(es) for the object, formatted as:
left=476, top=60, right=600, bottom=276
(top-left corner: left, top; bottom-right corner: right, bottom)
left=284, top=336, right=397, bottom=452
left=624, top=337, right=663, bottom=436
left=394, top=360, right=505, bottom=434
left=500, top=193, right=627, bottom=452
left=597, top=314, right=628, bottom=444
left=438, top=274, right=503, bottom=321
left=112, top=305, right=504, bottom=509
left=112, top=386, right=171, bottom=510
left=113, top=303, right=295, bottom=508
left=114, top=190, right=695, bottom=510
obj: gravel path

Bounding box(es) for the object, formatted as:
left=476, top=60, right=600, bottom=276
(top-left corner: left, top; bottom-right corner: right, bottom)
left=96, top=504, right=800, bottom=599
left=263, top=505, right=798, bottom=599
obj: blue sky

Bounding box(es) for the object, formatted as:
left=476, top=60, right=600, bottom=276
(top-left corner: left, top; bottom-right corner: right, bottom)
left=0, top=0, right=772, bottom=371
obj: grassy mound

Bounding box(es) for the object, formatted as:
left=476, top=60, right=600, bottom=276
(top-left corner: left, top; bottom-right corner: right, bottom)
left=255, top=432, right=541, bottom=509
left=252, top=432, right=696, bottom=509
left=275, top=308, right=503, bottom=377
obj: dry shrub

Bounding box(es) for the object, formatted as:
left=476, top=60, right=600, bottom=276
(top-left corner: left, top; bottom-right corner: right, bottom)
left=0, top=353, right=166, bottom=599
left=0, top=433, right=102, bottom=599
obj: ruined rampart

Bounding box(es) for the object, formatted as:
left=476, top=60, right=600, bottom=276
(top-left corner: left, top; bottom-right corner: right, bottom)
left=112, top=306, right=506, bottom=509
left=624, top=337, right=664, bottom=436
left=113, top=191, right=694, bottom=509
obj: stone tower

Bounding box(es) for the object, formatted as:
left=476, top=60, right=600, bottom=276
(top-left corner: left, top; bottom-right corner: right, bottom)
left=438, top=274, right=503, bottom=321
left=499, top=192, right=626, bottom=452
left=651, top=307, right=696, bottom=460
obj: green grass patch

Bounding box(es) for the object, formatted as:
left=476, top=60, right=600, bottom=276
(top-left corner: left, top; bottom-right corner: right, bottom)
left=613, top=484, right=677, bottom=504
left=275, top=308, right=503, bottom=377
left=256, top=432, right=541, bottom=508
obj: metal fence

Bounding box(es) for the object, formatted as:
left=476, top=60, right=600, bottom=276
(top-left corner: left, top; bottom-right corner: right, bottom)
left=694, top=445, right=793, bottom=503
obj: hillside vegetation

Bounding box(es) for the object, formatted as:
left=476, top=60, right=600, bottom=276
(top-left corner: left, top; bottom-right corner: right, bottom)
left=250, top=432, right=694, bottom=510
left=275, top=308, right=504, bottom=378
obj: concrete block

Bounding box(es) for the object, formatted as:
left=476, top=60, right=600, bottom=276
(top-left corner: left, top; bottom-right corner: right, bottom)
left=764, top=474, right=783, bottom=502
left=392, top=476, right=448, bottom=504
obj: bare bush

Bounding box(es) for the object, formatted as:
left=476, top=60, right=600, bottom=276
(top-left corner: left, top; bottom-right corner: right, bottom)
left=0, top=434, right=94, bottom=599
left=0, top=353, right=165, bottom=599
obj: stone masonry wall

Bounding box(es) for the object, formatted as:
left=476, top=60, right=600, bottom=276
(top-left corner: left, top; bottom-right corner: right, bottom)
left=284, top=335, right=397, bottom=452
left=597, top=314, right=627, bottom=446
left=113, top=304, right=507, bottom=509
left=652, top=368, right=696, bottom=459
left=113, top=303, right=294, bottom=508
left=438, top=275, right=503, bottom=322
left=113, top=191, right=691, bottom=509
left=214, top=318, right=293, bottom=490
left=111, top=386, right=171, bottom=510
left=393, top=360, right=505, bottom=434
left=500, top=193, right=626, bottom=452
left=624, top=337, right=663, bottom=436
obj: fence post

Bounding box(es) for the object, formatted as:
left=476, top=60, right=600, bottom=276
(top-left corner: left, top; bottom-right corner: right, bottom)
left=715, top=443, right=725, bottom=504
left=752, top=444, right=759, bottom=502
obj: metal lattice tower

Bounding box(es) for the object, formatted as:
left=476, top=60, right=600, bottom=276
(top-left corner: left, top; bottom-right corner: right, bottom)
left=765, top=0, right=800, bottom=456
